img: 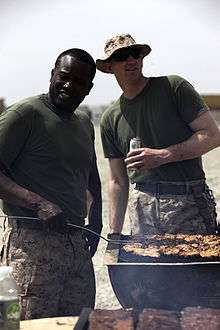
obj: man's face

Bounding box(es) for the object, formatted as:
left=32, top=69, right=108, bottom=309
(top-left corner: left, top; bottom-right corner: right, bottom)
left=49, top=55, right=94, bottom=112
left=106, top=47, right=144, bottom=81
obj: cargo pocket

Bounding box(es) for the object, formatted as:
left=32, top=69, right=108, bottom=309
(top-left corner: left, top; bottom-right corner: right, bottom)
left=129, top=189, right=158, bottom=235
left=160, top=194, right=207, bottom=234
left=203, top=186, right=218, bottom=233
left=190, top=184, right=218, bottom=234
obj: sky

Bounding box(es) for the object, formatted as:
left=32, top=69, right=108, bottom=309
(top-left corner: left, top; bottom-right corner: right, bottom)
left=0, top=0, right=220, bottom=107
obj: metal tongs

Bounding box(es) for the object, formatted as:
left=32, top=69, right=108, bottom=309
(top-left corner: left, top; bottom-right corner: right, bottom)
left=0, top=215, right=132, bottom=245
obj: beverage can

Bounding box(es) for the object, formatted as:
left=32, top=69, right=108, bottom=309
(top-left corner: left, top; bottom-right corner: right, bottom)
left=129, top=137, right=141, bottom=151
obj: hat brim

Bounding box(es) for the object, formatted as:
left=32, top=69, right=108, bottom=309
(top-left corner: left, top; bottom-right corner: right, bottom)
left=96, top=44, right=151, bottom=73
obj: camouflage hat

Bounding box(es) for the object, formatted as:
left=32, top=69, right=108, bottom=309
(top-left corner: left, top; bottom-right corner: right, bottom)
left=96, top=33, right=151, bottom=73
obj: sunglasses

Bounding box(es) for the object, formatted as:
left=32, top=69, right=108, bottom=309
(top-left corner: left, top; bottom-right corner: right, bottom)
left=110, top=48, right=142, bottom=62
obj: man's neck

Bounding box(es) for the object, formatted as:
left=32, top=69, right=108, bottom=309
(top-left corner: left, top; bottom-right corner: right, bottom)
left=118, top=76, right=148, bottom=100
left=46, top=94, right=75, bottom=119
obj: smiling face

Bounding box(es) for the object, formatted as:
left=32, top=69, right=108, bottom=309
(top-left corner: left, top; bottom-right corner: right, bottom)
left=101, top=47, right=144, bottom=83
left=49, top=55, right=94, bottom=113
left=108, top=55, right=144, bottom=83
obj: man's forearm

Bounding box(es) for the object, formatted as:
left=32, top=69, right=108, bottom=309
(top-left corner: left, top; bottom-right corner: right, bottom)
left=126, top=111, right=220, bottom=170
left=0, top=170, right=62, bottom=221
left=165, top=111, right=220, bottom=163
left=165, top=129, right=220, bottom=164
left=108, top=177, right=129, bottom=233
left=126, top=126, right=220, bottom=170
left=0, top=170, right=41, bottom=210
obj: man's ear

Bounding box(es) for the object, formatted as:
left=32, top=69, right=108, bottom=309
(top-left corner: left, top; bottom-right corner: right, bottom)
left=50, top=69, right=54, bottom=82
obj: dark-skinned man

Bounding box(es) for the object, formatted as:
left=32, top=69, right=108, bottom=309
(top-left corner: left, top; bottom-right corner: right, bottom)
left=0, top=48, right=102, bottom=319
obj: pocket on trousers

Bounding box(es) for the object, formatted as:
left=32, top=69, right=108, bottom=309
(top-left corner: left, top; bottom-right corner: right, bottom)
left=129, top=189, right=157, bottom=234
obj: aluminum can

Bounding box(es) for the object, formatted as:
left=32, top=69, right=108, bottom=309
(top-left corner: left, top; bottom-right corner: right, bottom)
left=129, top=137, right=141, bottom=151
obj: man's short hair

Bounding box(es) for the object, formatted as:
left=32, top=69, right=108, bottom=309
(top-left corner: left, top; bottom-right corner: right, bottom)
left=55, top=48, right=96, bottom=79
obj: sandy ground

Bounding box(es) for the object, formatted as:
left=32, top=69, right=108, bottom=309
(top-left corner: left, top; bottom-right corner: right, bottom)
left=0, top=123, right=220, bottom=310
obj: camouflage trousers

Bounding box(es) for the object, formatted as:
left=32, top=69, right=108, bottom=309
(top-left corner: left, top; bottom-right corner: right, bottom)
left=128, top=181, right=217, bottom=235
left=0, top=221, right=95, bottom=320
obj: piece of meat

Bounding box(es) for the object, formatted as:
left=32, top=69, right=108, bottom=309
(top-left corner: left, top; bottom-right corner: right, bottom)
left=123, top=243, right=160, bottom=257
left=136, top=308, right=181, bottom=330
left=88, top=309, right=134, bottom=330
left=181, top=307, right=220, bottom=330
left=121, top=234, right=220, bottom=261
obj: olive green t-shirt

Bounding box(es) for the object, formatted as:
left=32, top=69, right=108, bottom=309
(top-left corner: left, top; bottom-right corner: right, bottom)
left=100, top=75, right=209, bottom=183
left=0, top=94, right=95, bottom=225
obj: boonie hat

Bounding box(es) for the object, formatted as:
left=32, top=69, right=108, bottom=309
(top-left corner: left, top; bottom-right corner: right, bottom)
left=96, top=33, right=151, bottom=73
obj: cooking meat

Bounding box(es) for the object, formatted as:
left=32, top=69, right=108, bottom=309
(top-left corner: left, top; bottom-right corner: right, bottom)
left=121, top=234, right=220, bottom=261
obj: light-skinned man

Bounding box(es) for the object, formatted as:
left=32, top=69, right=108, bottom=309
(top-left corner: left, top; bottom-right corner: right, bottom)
left=96, top=33, right=220, bottom=236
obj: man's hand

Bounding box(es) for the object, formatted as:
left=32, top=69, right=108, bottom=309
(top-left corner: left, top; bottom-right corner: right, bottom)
left=36, top=199, right=63, bottom=221
left=27, top=191, right=63, bottom=221
left=84, top=224, right=102, bottom=257
left=125, top=147, right=170, bottom=170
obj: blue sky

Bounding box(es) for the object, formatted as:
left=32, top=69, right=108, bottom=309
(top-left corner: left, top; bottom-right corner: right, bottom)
left=0, top=0, right=219, bottom=106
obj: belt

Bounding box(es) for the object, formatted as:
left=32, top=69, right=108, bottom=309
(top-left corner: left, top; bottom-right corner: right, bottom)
left=10, top=218, right=82, bottom=235
left=134, top=182, right=205, bottom=195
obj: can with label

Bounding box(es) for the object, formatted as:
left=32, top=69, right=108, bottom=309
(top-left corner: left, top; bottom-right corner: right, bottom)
left=129, top=137, right=141, bottom=151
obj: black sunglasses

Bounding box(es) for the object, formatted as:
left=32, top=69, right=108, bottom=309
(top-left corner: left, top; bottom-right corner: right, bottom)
left=110, top=48, right=142, bottom=62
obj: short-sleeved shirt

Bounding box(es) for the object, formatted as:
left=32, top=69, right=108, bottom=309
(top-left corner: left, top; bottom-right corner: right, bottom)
left=100, top=75, right=209, bottom=183
left=0, top=94, right=95, bottom=225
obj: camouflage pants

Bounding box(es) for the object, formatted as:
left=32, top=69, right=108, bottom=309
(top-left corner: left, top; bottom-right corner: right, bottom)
left=128, top=182, right=217, bottom=235
left=0, top=222, right=95, bottom=320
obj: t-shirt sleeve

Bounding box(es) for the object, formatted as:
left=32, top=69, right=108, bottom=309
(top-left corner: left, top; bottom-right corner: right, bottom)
left=0, top=108, right=31, bottom=168
left=170, top=75, right=209, bottom=124
left=100, top=113, right=124, bottom=159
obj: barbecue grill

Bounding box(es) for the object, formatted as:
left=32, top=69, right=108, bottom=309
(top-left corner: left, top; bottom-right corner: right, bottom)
left=104, top=234, right=220, bottom=311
